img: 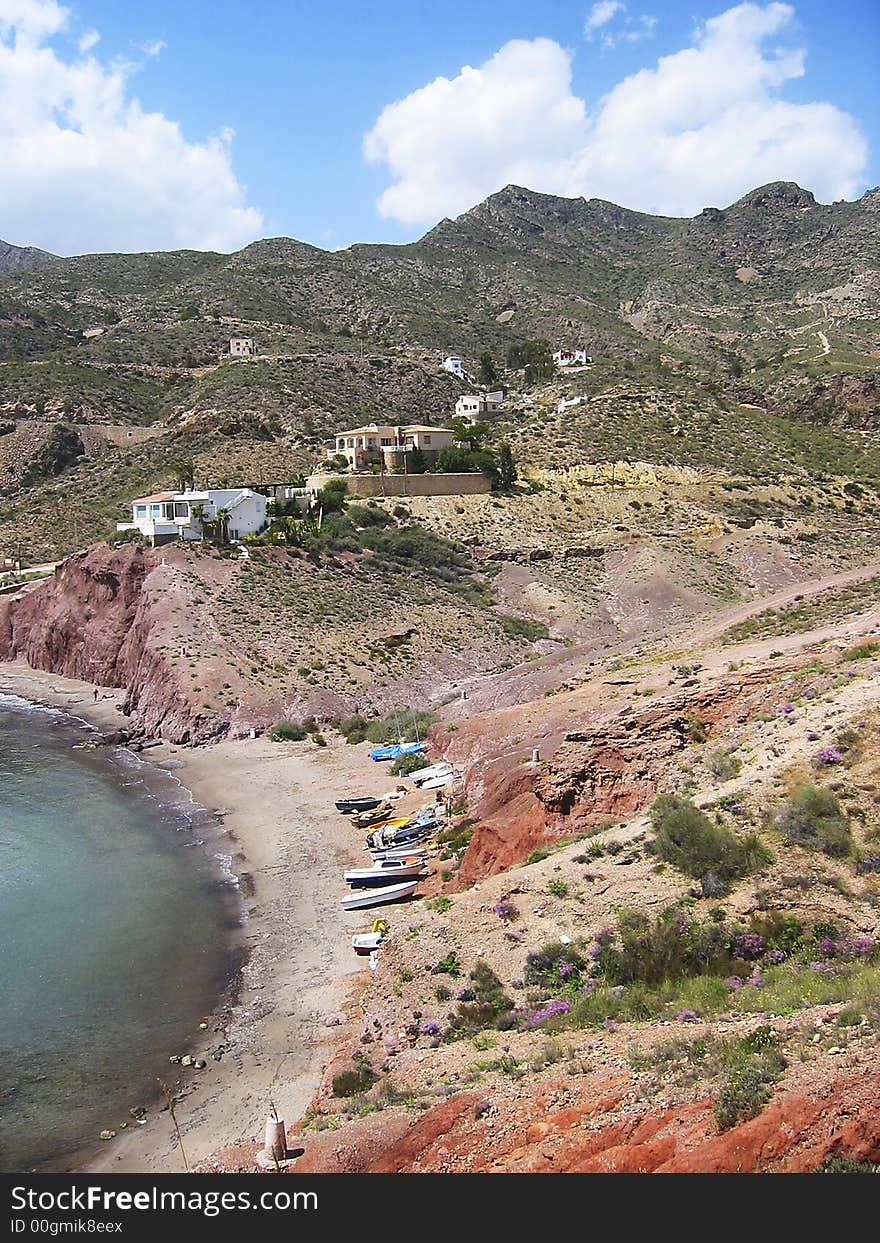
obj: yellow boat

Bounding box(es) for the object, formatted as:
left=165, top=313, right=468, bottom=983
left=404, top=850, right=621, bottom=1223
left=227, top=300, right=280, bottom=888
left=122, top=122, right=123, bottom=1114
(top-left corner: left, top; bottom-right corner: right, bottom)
left=355, top=815, right=410, bottom=833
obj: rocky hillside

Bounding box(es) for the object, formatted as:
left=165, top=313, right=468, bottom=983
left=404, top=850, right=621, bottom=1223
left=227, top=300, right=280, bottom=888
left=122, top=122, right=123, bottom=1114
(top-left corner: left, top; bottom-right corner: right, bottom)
left=1, top=179, right=878, bottom=562
left=0, top=238, right=57, bottom=276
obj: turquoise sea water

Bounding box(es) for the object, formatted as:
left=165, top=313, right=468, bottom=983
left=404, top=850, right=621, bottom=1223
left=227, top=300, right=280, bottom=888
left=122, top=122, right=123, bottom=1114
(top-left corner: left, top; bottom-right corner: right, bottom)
left=0, top=694, right=237, bottom=1172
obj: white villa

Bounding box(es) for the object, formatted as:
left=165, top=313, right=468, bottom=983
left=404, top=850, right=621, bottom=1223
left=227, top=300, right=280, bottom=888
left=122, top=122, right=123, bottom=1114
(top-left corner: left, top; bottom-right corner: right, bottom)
left=229, top=337, right=258, bottom=357
left=330, top=423, right=456, bottom=471
left=118, top=487, right=268, bottom=546
left=455, top=393, right=501, bottom=421
left=442, top=355, right=466, bottom=379
left=554, top=348, right=591, bottom=368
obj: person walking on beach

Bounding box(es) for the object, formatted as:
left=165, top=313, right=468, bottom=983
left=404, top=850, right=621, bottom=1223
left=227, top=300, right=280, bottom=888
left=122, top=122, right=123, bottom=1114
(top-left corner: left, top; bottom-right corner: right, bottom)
left=93, top=687, right=99, bottom=702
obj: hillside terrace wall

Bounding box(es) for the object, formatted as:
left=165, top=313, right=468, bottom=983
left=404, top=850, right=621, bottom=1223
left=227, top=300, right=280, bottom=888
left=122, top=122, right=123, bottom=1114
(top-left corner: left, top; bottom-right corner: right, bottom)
left=306, top=472, right=492, bottom=498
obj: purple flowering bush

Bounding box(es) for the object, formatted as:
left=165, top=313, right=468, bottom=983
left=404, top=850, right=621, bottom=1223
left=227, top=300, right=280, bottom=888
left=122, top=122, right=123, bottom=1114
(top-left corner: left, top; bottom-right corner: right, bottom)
left=493, top=898, right=518, bottom=922
left=530, top=998, right=571, bottom=1026
left=523, top=942, right=588, bottom=992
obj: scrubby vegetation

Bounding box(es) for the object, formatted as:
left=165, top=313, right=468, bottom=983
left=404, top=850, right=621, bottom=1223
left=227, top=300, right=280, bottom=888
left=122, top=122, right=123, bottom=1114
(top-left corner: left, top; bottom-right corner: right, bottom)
left=772, top=786, right=854, bottom=858
left=648, top=794, right=772, bottom=895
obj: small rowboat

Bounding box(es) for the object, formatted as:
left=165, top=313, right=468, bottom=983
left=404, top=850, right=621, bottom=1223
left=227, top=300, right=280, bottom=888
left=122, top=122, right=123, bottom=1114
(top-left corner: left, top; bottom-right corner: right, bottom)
left=335, top=796, right=382, bottom=814
left=353, top=918, right=389, bottom=955
left=420, top=773, right=454, bottom=791
left=344, top=859, right=427, bottom=886
left=369, top=845, right=429, bottom=861
left=408, top=762, right=452, bottom=786
left=354, top=815, right=411, bottom=836
left=341, top=880, right=419, bottom=911
left=349, top=805, right=397, bottom=828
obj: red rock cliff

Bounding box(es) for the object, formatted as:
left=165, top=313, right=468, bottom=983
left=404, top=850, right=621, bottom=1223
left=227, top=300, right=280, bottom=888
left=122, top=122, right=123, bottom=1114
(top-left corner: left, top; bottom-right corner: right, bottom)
left=0, top=543, right=227, bottom=744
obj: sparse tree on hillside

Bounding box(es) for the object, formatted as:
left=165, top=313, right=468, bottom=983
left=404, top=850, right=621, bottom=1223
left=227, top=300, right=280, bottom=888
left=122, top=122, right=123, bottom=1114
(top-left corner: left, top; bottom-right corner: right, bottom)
left=171, top=457, right=195, bottom=491
left=507, top=338, right=554, bottom=385
left=451, top=417, right=490, bottom=450
left=498, top=441, right=517, bottom=489
left=478, top=349, right=498, bottom=386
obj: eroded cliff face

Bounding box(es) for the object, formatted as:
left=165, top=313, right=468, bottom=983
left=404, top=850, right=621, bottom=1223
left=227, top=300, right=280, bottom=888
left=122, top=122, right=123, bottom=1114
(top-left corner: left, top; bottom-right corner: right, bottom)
left=436, top=662, right=811, bottom=884
left=0, top=543, right=228, bottom=743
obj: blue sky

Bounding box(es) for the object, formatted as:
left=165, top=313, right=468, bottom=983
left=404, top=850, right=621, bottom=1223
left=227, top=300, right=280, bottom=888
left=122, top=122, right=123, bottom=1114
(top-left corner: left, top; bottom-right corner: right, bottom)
left=0, top=0, right=877, bottom=253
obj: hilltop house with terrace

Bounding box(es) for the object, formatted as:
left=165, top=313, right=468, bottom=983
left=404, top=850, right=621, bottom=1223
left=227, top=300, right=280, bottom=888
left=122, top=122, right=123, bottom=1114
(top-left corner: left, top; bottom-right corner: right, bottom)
left=330, top=422, right=456, bottom=471
left=117, top=487, right=268, bottom=546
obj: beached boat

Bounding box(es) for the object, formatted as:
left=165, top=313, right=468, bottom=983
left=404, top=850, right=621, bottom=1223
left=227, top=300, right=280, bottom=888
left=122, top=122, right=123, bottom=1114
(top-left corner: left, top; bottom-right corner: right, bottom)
left=353, top=811, right=410, bottom=832
left=344, top=858, right=427, bottom=886
left=349, top=804, right=396, bottom=828
left=352, top=930, right=384, bottom=955
left=365, top=821, right=435, bottom=850
left=340, top=880, right=419, bottom=910
left=352, top=918, right=389, bottom=955
left=369, top=741, right=426, bottom=763
left=408, top=762, right=452, bottom=786
left=420, top=773, right=454, bottom=791
left=335, top=796, right=382, bottom=814
left=369, top=845, right=429, bottom=861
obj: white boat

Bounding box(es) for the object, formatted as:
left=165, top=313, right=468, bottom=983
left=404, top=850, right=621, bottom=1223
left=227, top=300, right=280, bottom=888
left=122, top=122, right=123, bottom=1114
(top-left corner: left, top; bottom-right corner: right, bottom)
left=420, top=773, right=454, bottom=790
left=369, top=845, right=429, bottom=862
left=409, top=762, right=452, bottom=786
left=340, top=880, right=420, bottom=910
left=352, top=930, right=385, bottom=955
left=344, top=859, right=427, bottom=886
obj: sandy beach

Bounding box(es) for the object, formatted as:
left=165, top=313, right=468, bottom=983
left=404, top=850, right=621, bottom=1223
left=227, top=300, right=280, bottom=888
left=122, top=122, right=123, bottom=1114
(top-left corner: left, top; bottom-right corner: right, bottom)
left=0, top=660, right=422, bottom=1173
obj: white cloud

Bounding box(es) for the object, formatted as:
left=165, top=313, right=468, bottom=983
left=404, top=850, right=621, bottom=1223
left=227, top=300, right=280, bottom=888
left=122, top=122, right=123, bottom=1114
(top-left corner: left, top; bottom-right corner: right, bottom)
left=585, top=1, right=624, bottom=39
left=77, top=27, right=97, bottom=53
left=365, top=2, right=868, bottom=224
left=0, top=0, right=261, bottom=254
left=585, top=2, right=656, bottom=49
left=138, top=38, right=165, bottom=57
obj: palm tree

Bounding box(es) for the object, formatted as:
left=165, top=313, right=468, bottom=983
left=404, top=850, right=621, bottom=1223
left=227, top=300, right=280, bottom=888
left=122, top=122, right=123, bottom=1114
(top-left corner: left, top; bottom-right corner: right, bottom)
left=215, top=508, right=230, bottom=546
left=170, top=457, right=195, bottom=491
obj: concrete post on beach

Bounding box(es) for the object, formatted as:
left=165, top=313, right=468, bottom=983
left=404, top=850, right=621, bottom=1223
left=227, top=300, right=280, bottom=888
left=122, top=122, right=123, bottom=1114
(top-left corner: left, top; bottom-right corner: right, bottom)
left=259, top=1114, right=288, bottom=1166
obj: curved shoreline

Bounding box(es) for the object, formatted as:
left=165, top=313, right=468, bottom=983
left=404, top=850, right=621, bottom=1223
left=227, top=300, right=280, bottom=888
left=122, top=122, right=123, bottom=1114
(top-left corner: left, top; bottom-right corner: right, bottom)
left=0, top=662, right=373, bottom=1173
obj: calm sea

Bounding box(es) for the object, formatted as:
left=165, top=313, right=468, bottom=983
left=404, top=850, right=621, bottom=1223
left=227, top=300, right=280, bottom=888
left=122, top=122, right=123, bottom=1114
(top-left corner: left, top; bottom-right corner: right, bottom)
left=0, top=693, right=238, bottom=1172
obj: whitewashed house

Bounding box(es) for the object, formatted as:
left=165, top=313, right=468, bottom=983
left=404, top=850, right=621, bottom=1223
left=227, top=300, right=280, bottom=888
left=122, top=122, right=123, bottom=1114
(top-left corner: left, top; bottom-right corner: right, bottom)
left=455, top=393, right=501, bottom=421
left=553, top=348, right=591, bottom=368
left=442, top=355, right=466, bottom=379
left=118, top=487, right=267, bottom=546
left=229, top=337, right=257, bottom=357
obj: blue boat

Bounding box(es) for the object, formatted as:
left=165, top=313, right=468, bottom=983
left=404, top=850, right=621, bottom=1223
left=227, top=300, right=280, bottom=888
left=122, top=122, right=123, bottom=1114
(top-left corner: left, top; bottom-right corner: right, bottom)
left=369, top=741, right=426, bottom=762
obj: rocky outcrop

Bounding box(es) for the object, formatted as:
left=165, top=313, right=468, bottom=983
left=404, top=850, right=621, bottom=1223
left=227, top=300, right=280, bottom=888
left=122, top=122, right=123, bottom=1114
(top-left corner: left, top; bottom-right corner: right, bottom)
left=0, top=543, right=228, bottom=743
left=282, top=1060, right=880, bottom=1174
left=441, top=663, right=804, bottom=882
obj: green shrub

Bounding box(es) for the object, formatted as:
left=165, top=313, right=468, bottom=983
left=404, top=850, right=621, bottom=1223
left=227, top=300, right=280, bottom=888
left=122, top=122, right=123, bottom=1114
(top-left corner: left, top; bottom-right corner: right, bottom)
left=497, top=614, right=550, bottom=642
left=713, top=1035, right=787, bottom=1131
left=433, top=952, right=461, bottom=976
left=649, top=794, right=772, bottom=892
left=706, top=747, right=742, bottom=782
left=390, top=750, right=430, bottom=777
left=820, top=1158, right=880, bottom=1173
left=332, top=1064, right=377, bottom=1098
left=339, top=713, right=369, bottom=744
left=447, top=960, right=514, bottom=1036
left=773, top=785, right=853, bottom=857
left=596, top=908, right=735, bottom=987
left=268, top=719, right=308, bottom=742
